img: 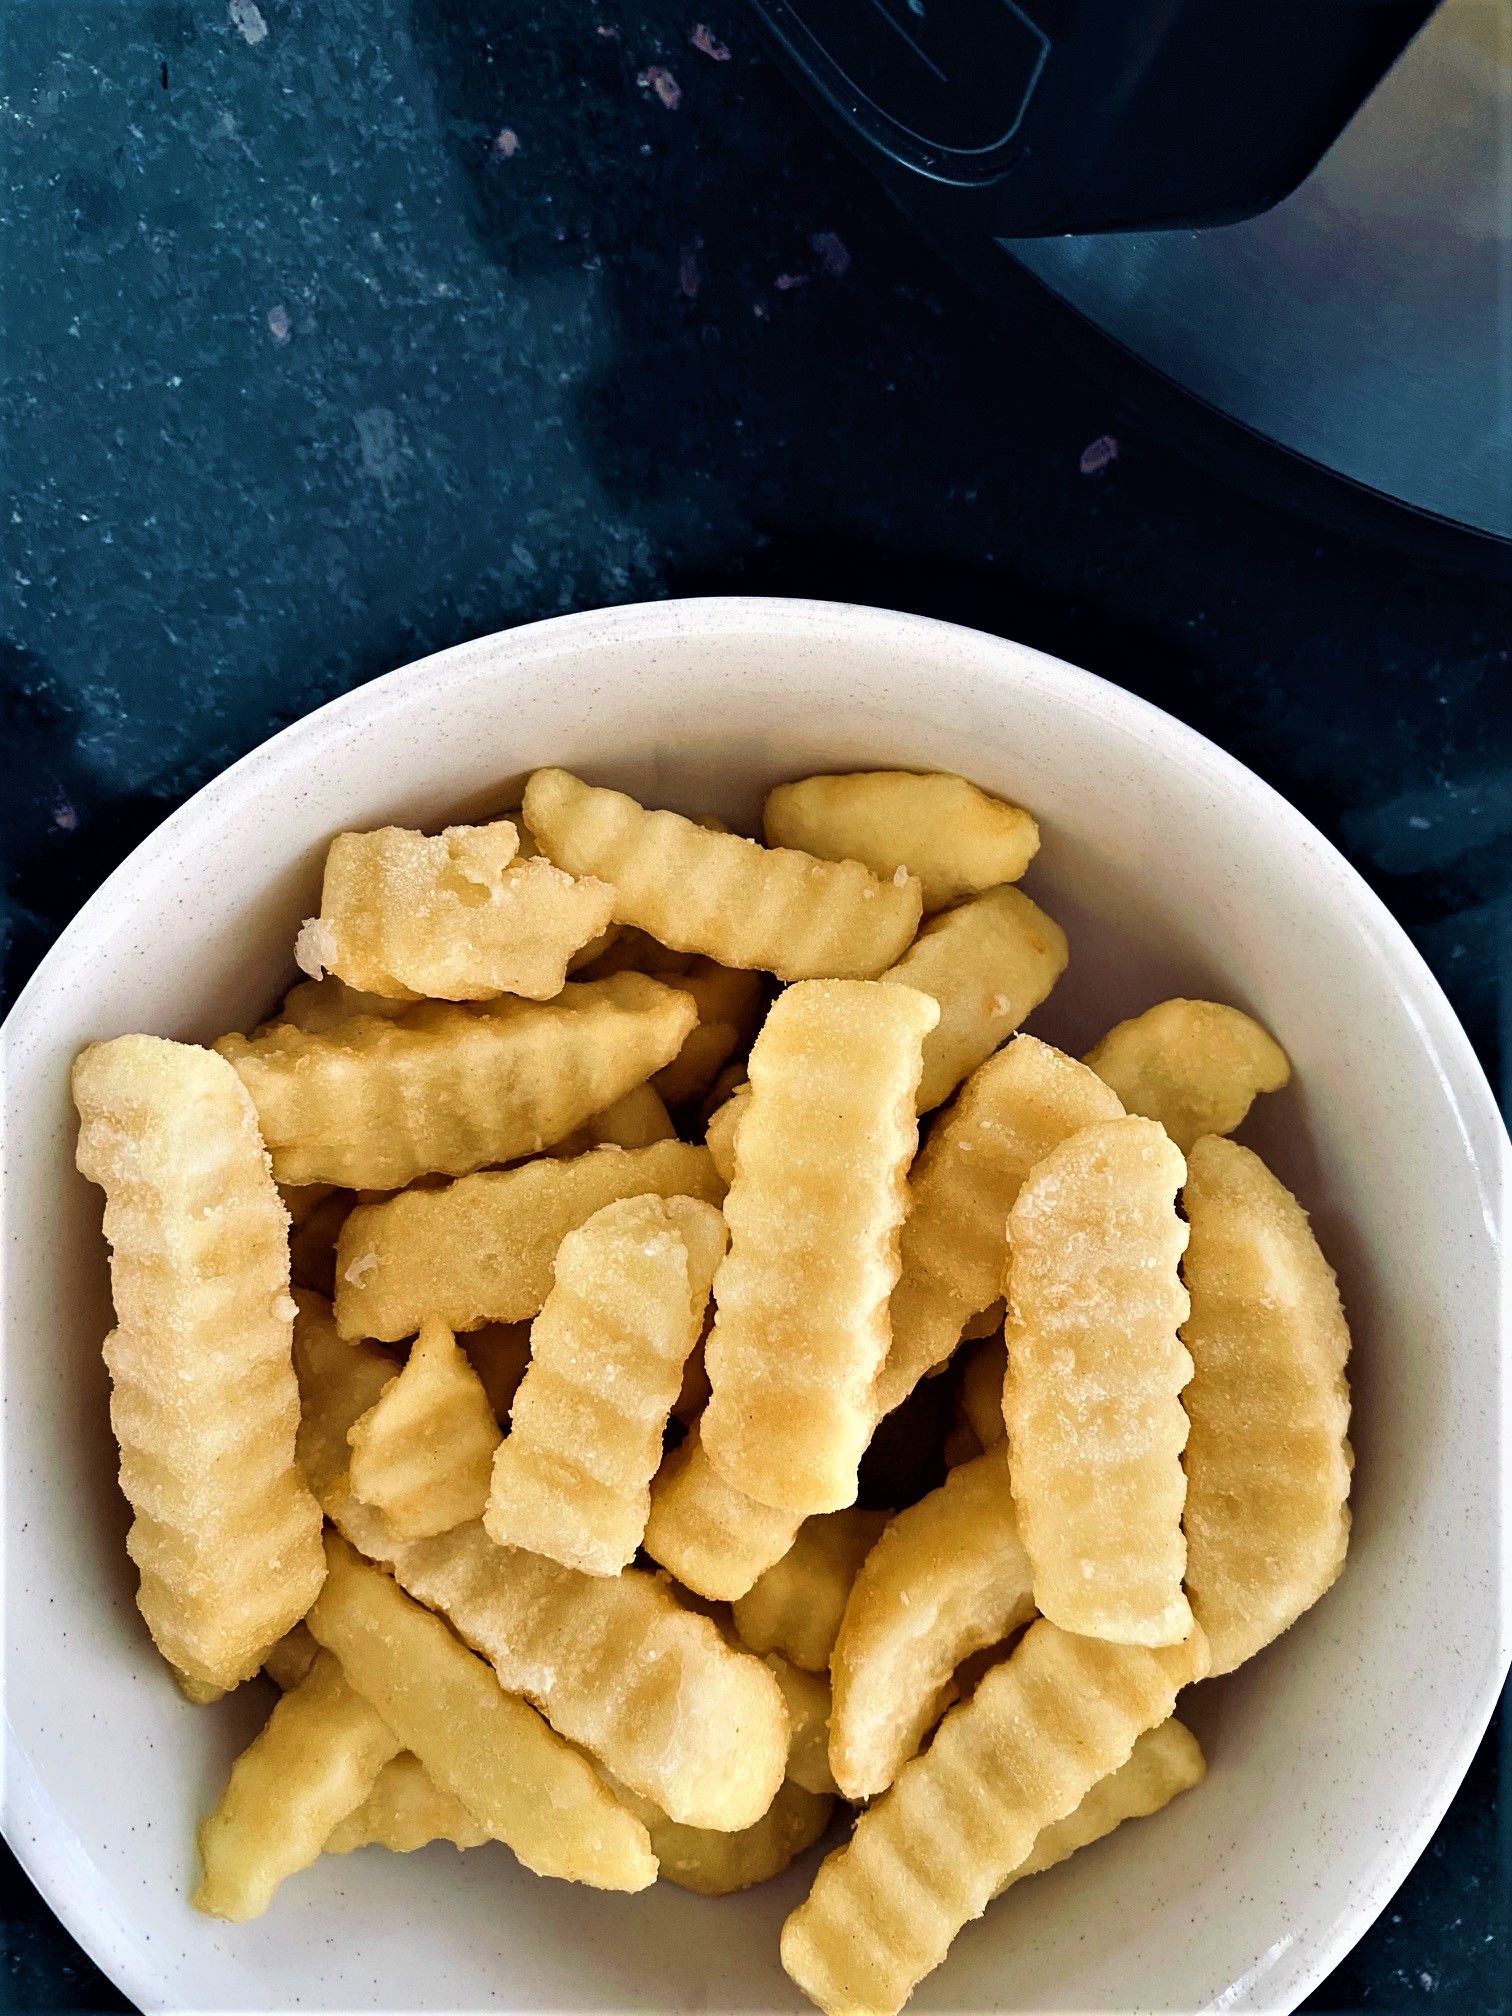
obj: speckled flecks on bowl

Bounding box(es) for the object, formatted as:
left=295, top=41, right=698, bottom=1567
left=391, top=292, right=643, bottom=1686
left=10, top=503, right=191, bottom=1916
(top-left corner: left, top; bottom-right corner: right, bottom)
left=2, top=598, right=1507, bottom=2015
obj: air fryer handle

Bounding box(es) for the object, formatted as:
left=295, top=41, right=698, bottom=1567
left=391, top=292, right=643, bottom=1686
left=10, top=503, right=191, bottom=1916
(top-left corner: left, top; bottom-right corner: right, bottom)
left=748, top=0, right=1440, bottom=236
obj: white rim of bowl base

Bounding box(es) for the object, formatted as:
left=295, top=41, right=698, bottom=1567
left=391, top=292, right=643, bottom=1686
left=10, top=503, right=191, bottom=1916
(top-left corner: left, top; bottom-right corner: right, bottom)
left=1, top=595, right=1507, bottom=2016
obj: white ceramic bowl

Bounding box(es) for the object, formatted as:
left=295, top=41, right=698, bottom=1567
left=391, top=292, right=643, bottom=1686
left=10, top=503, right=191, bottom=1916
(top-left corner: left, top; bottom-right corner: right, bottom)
left=3, top=598, right=1506, bottom=2016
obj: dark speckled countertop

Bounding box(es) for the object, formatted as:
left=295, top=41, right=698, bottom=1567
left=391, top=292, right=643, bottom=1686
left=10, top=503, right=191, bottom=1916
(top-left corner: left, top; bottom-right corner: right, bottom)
left=2, top=3, right=1507, bottom=2011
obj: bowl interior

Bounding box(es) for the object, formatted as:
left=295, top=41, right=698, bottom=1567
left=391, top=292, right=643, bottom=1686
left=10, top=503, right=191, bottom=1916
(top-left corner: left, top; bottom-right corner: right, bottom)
left=3, top=599, right=1505, bottom=2015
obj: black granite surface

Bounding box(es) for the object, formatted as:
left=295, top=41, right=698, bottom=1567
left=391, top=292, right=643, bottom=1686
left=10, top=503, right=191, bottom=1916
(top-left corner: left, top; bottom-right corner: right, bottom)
left=2, top=2, right=1508, bottom=2011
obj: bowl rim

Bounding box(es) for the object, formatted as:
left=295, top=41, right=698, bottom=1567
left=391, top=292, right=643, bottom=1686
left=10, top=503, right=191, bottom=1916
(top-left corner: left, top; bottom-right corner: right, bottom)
left=2, top=593, right=1507, bottom=2016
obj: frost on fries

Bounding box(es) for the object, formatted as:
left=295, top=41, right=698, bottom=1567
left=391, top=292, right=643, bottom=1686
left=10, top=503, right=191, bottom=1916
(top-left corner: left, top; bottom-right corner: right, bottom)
left=194, top=1648, right=401, bottom=1920
left=873, top=1035, right=1123, bottom=1419
left=1085, top=997, right=1291, bottom=1153
left=829, top=1447, right=1036, bottom=1800
left=731, top=1508, right=889, bottom=1674
left=347, top=1313, right=501, bottom=1539
left=1181, top=1135, right=1352, bottom=1675
left=486, top=1195, right=726, bottom=1574
left=780, top=1620, right=1208, bottom=2016
left=215, top=972, right=696, bottom=1188
left=880, top=885, right=1067, bottom=1111
left=1004, top=1115, right=1194, bottom=1646
left=763, top=770, right=1039, bottom=913
left=702, top=980, right=937, bottom=1515
left=72, top=1036, right=325, bottom=1693
left=333, top=1139, right=724, bottom=1341
left=643, top=1421, right=804, bottom=1601
left=308, top=1533, right=657, bottom=1890
left=295, top=819, right=615, bottom=1002
left=522, top=767, right=923, bottom=980
left=325, top=1751, right=489, bottom=1855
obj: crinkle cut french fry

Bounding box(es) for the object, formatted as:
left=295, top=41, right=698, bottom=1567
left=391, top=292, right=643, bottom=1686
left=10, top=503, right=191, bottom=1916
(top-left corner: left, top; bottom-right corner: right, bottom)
left=334, top=1139, right=725, bottom=1342
left=522, top=767, right=923, bottom=980
left=1085, top=998, right=1291, bottom=1154
left=296, top=820, right=615, bottom=1003
left=215, top=973, right=697, bottom=1189
left=291, top=1288, right=401, bottom=1503
left=732, top=1509, right=889, bottom=1674
left=72, top=1036, right=325, bottom=1693
left=347, top=1314, right=501, bottom=1539
left=872, top=1035, right=1124, bottom=1420
left=461, top=1321, right=533, bottom=1427
left=763, top=771, right=1040, bottom=913
left=829, top=1447, right=1036, bottom=1800
left=1004, top=1115, right=1193, bottom=1647
left=609, top=1772, right=835, bottom=1897
left=328, top=1497, right=790, bottom=1833
left=652, top=960, right=766, bottom=1106
left=991, top=1718, right=1206, bottom=1899
left=324, top=1751, right=489, bottom=1855
left=273, top=978, right=414, bottom=1036
left=703, top=981, right=937, bottom=1516
left=881, top=886, right=1068, bottom=1112
left=1181, top=1135, right=1352, bottom=1676
left=643, top=1422, right=804, bottom=1601
left=486, top=1196, right=726, bottom=1575
left=308, top=1533, right=656, bottom=1890
left=957, top=1333, right=1007, bottom=1450
left=584, top=1081, right=676, bottom=1148
left=780, top=1621, right=1209, bottom=2016
left=767, top=1656, right=839, bottom=1797
left=194, top=1648, right=401, bottom=1920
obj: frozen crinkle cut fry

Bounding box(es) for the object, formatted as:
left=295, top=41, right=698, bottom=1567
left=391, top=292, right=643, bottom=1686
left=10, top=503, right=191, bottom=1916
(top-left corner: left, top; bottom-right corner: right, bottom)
left=583, top=1081, right=676, bottom=1149
left=767, top=1656, right=839, bottom=1798
left=732, top=1508, right=889, bottom=1674
left=1181, top=1134, right=1353, bottom=1675
left=643, top=1422, right=804, bottom=1601
left=333, top=1139, right=724, bottom=1341
left=873, top=1035, right=1124, bottom=1420
left=702, top=980, right=938, bottom=1516
left=295, top=820, right=615, bottom=1002
left=646, top=959, right=766, bottom=1108
left=486, top=1195, right=727, bottom=1575
left=829, top=1447, right=1036, bottom=1800
left=329, top=1504, right=790, bottom=1832
left=1004, top=1115, right=1194, bottom=1647
left=290, top=1288, right=401, bottom=1504
left=195, top=1649, right=400, bottom=1920
left=273, top=976, right=415, bottom=1036
left=72, top=1036, right=325, bottom=1694
left=781, top=1620, right=1209, bottom=2016
left=1085, top=997, right=1291, bottom=1154
left=881, top=885, right=1068, bottom=1112
left=215, top=973, right=697, bottom=1189
left=324, top=1752, right=489, bottom=1855
left=992, top=1717, right=1206, bottom=1899
left=308, top=1533, right=656, bottom=1890
left=522, top=767, right=923, bottom=980
left=347, top=1314, right=501, bottom=1539
left=609, top=1772, right=835, bottom=1897
left=763, top=771, right=1040, bottom=913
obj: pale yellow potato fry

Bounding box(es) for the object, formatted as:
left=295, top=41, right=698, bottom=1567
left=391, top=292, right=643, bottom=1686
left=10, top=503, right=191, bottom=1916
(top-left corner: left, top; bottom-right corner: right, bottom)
left=703, top=1082, right=749, bottom=1186
left=327, top=1499, right=790, bottom=1832
left=1005, top=1115, right=1194, bottom=1646
left=486, top=1196, right=727, bottom=1575
left=347, top=1314, right=501, bottom=1539
left=295, top=821, right=615, bottom=1002
left=194, top=1648, right=401, bottom=1920
left=703, top=981, right=938, bottom=1515
left=274, top=977, right=413, bottom=1035
left=334, top=1140, right=724, bottom=1342
left=991, top=1717, right=1206, bottom=1898
left=215, top=973, right=696, bottom=1188
left=610, top=1773, right=834, bottom=1897
left=829, top=1447, right=1036, bottom=1800
left=643, top=1422, right=804, bottom=1601
left=872, top=1035, right=1124, bottom=1419
left=174, top=1671, right=228, bottom=1705
left=768, top=1656, right=838, bottom=1797
left=522, top=767, right=923, bottom=980
left=324, top=1752, right=489, bottom=1855
left=732, top=1509, right=889, bottom=1674
left=763, top=771, right=1040, bottom=913
left=1085, top=998, right=1291, bottom=1153
left=781, top=1620, right=1208, bottom=2016
left=584, top=1081, right=676, bottom=1148
left=290, top=1288, right=400, bottom=1501
left=652, top=960, right=766, bottom=1106
left=1181, top=1135, right=1353, bottom=1675
left=263, top=1621, right=320, bottom=1692
left=881, top=886, right=1068, bottom=1111
left=956, top=1333, right=1007, bottom=1449
left=461, top=1320, right=533, bottom=1426
left=308, top=1533, right=656, bottom=1890
left=72, top=1036, right=325, bottom=1693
